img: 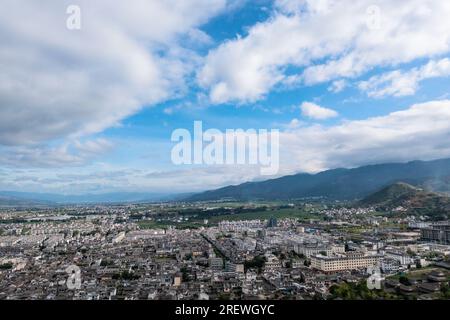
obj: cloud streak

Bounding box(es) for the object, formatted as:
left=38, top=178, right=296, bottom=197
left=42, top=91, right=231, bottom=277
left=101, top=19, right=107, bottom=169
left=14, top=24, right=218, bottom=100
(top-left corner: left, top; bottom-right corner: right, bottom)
left=358, top=58, right=450, bottom=98
left=300, top=102, right=338, bottom=120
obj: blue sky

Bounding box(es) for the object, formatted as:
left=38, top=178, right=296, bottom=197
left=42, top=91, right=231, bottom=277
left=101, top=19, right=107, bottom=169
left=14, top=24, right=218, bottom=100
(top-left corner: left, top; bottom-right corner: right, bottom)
left=1, top=0, right=450, bottom=194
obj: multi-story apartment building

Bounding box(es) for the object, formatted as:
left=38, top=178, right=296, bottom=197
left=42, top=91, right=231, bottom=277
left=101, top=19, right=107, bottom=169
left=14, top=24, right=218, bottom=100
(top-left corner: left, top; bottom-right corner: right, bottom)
left=209, top=257, right=224, bottom=270
left=421, top=223, right=450, bottom=244
left=295, top=244, right=345, bottom=258
left=218, top=220, right=265, bottom=232
left=311, top=252, right=382, bottom=272
left=385, top=249, right=414, bottom=266
left=264, top=253, right=282, bottom=270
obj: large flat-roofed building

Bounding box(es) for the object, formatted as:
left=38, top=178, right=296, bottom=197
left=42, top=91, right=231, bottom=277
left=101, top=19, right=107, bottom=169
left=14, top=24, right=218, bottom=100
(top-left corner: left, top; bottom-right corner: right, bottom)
left=294, top=244, right=345, bottom=258
left=209, top=257, right=224, bottom=270
left=421, top=223, right=450, bottom=245
left=311, top=252, right=382, bottom=272
left=385, top=249, right=414, bottom=266
left=218, top=220, right=265, bottom=232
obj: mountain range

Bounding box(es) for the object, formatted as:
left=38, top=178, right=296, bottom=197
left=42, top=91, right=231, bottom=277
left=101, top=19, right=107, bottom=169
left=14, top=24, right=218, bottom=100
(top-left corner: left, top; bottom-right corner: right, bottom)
left=187, top=158, right=450, bottom=202
left=0, top=194, right=52, bottom=207
left=0, top=191, right=193, bottom=206
left=2, top=158, right=450, bottom=206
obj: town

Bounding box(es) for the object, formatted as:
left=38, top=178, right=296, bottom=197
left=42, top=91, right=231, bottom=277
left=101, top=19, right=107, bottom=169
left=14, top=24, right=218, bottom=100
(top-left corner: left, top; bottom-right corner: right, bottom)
left=0, top=201, right=449, bottom=300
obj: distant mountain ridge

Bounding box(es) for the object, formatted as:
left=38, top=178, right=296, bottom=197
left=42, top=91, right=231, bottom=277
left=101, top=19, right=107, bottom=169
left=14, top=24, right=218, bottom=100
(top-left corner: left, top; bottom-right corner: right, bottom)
left=3, top=158, right=450, bottom=206
left=0, top=194, right=52, bottom=207
left=187, top=158, right=450, bottom=201
left=0, top=191, right=192, bottom=206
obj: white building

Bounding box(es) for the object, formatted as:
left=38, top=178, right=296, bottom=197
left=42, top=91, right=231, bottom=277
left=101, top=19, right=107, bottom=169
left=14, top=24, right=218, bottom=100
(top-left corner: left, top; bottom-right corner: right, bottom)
left=385, top=250, right=414, bottom=266
left=311, top=252, right=382, bottom=272
left=264, top=253, right=282, bottom=270
left=295, top=244, right=345, bottom=258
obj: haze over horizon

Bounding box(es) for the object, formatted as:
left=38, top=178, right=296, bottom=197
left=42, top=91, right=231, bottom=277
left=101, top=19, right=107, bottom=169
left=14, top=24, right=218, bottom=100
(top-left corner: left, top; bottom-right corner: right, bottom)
left=2, top=157, right=450, bottom=198
left=2, top=0, right=450, bottom=195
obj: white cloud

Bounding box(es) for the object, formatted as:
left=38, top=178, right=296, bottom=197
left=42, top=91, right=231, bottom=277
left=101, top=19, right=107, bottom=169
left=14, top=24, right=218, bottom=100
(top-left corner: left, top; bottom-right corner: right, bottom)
left=199, top=0, right=450, bottom=104
left=0, top=139, right=114, bottom=168
left=282, top=99, right=450, bottom=173
left=328, top=79, right=348, bottom=93
left=0, top=0, right=228, bottom=146
left=287, top=118, right=302, bottom=129
left=358, top=58, right=450, bottom=98
left=300, top=102, right=338, bottom=120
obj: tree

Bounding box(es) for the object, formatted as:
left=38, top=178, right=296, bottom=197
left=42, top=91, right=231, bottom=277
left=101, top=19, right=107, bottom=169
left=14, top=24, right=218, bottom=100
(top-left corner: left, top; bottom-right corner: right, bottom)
left=181, top=267, right=190, bottom=282
left=399, top=275, right=411, bottom=286
left=244, top=255, right=266, bottom=273
left=440, top=283, right=450, bottom=299
left=0, top=263, right=13, bottom=270
left=330, top=281, right=390, bottom=300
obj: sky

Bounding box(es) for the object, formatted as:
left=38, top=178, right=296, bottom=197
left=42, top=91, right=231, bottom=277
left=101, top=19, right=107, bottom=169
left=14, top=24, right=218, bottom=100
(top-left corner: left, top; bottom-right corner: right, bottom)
left=1, top=0, right=450, bottom=195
